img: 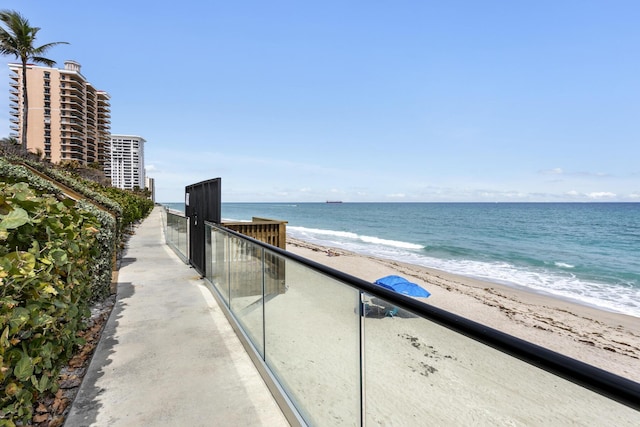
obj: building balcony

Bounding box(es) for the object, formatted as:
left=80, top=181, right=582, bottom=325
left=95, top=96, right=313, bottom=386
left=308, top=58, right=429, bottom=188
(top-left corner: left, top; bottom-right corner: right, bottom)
left=60, top=118, right=84, bottom=125
left=66, top=130, right=86, bottom=139
left=60, top=111, right=85, bottom=121
left=66, top=78, right=85, bottom=89
left=64, top=91, right=84, bottom=101
left=61, top=120, right=85, bottom=130
left=61, top=135, right=84, bottom=144
left=65, top=84, right=84, bottom=94
left=60, top=153, right=85, bottom=162
left=60, top=152, right=80, bottom=160
left=61, top=100, right=84, bottom=110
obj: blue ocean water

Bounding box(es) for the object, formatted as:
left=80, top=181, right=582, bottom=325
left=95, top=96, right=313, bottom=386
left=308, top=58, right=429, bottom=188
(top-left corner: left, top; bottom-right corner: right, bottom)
left=164, top=202, right=640, bottom=318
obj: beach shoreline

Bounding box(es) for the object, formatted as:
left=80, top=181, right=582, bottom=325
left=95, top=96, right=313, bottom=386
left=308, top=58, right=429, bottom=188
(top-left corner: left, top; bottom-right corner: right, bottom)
left=286, top=236, right=640, bottom=383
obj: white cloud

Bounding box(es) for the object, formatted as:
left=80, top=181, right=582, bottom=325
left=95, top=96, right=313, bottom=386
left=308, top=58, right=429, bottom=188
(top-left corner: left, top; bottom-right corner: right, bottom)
left=587, top=192, right=616, bottom=199
left=540, top=168, right=612, bottom=179
left=541, top=167, right=564, bottom=175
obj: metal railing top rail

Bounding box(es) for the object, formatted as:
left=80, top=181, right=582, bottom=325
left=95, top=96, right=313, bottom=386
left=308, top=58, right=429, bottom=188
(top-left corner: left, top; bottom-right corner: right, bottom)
left=164, top=207, right=186, bottom=216
left=207, top=220, right=640, bottom=411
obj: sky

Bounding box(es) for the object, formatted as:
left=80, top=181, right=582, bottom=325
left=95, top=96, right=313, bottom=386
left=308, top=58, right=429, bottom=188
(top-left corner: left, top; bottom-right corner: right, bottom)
left=1, top=1, right=639, bottom=203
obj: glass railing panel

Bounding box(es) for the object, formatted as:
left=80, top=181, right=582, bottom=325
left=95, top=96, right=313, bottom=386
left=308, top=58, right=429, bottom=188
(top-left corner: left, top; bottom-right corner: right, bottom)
left=363, top=296, right=639, bottom=426
left=166, top=212, right=176, bottom=248
left=209, top=228, right=230, bottom=305
left=263, top=256, right=361, bottom=426
left=165, top=210, right=188, bottom=261
left=229, top=240, right=265, bottom=357
left=171, top=215, right=179, bottom=247
left=178, top=215, right=188, bottom=257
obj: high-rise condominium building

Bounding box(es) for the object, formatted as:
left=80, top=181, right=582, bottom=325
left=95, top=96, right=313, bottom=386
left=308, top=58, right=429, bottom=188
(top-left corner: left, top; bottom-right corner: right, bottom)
left=105, top=135, right=146, bottom=190
left=145, top=176, right=156, bottom=202
left=8, top=60, right=111, bottom=165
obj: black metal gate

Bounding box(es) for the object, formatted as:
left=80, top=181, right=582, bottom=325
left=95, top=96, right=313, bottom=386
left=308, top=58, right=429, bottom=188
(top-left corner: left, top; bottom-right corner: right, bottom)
left=185, top=178, right=221, bottom=276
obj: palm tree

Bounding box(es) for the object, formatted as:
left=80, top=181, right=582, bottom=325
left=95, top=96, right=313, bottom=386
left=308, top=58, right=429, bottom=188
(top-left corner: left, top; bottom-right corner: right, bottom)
left=0, top=135, right=20, bottom=156
left=0, top=10, right=68, bottom=152
left=0, top=135, right=19, bottom=145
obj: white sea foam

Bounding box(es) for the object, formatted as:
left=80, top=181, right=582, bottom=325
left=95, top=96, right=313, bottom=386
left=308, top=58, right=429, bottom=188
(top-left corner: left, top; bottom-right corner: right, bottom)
left=288, top=226, right=640, bottom=318
left=401, top=252, right=640, bottom=318
left=359, top=235, right=424, bottom=249
left=554, top=262, right=575, bottom=269
left=289, top=226, right=424, bottom=250
left=222, top=217, right=251, bottom=222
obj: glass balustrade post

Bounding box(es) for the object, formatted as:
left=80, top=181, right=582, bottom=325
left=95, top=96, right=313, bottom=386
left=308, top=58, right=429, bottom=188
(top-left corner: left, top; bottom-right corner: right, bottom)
left=359, top=290, right=366, bottom=427
left=261, top=246, right=266, bottom=360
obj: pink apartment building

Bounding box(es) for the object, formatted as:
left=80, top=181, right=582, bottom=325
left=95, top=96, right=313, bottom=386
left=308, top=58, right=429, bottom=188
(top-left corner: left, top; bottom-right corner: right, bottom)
left=8, top=60, right=111, bottom=165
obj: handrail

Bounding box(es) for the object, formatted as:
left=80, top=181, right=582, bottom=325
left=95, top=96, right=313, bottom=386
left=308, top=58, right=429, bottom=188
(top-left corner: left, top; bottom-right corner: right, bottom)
left=208, top=220, right=640, bottom=411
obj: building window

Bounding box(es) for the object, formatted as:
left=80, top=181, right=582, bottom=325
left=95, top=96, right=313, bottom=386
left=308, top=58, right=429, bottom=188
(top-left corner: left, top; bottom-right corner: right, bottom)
left=44, top=102, right=50, bottom=108
left=44, top=109, right=50, bottom=116
left=44, top=95, right=50, bottom=101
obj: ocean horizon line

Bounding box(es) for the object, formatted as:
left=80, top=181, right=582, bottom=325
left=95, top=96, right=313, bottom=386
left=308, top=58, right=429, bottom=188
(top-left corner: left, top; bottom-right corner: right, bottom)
left=162, top=201, right=640, bottom=205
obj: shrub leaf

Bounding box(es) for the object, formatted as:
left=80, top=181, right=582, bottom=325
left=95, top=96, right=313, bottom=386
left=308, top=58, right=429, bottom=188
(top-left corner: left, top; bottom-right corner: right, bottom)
left=0, top=207, right=29, bottom=230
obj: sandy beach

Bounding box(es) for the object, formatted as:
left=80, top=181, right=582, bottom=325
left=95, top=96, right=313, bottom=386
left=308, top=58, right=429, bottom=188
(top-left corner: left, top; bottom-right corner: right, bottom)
left=286, top=237, right=640, bottom=384
left=222, top=235, right=640, bottom=425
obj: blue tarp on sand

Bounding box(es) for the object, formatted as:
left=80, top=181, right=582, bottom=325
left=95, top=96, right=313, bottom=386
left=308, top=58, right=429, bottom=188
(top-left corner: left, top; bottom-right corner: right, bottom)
left=374, top=275, right=431, bottom=298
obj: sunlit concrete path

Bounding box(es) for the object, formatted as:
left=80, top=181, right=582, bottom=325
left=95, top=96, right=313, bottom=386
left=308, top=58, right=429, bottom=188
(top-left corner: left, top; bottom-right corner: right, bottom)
left=65, top=207, right=289, bottom=426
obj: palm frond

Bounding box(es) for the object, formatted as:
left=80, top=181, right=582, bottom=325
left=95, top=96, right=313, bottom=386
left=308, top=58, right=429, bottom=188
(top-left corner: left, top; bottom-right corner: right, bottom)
left=30, top=56, right=57, bottom=67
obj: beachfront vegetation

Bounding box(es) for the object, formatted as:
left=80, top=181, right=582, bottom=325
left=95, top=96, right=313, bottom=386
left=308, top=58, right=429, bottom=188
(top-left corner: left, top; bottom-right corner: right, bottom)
left=0, top=10, right=68, bottom=151
left=0, top=157, right=152, bottom=425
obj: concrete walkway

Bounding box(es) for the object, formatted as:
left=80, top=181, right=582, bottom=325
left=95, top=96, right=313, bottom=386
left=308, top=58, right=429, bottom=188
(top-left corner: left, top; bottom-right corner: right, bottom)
left=65, top=207, right=290, bottom=426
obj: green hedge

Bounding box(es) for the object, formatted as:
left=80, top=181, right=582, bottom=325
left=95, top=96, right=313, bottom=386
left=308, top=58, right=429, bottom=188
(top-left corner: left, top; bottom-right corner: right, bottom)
left=6, top=156, right=155, bottom=237
left=0, top=158, right=143, bottom=425
left=0, top=184, right=103, bottom=424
